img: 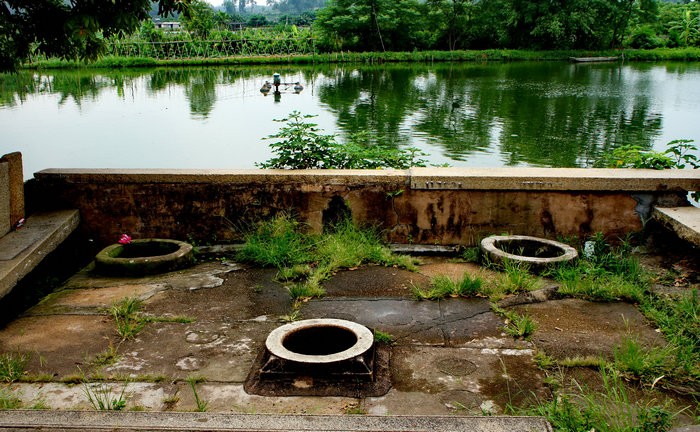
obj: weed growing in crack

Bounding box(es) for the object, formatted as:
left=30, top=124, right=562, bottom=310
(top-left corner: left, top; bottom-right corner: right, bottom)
left=88, top=344, right=120, bottom=367
left=493, top=305, right=537, bottom=339
left=110, top=297, right=195, bottom=340
left=497, top=259, right=541, bottom=294
left=111, top=297, right=146, bottom=340
left=373, top=330, right=395, bottom=344
left=0, top=352, right=28, bottom=382
left=83, top=380, right=128, bottom=411
left=0, top=388, right=21, bottom=409
left=186, top=375, right=208, bottom=412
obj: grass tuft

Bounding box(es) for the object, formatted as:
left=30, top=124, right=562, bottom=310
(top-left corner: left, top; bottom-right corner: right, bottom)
left=412, top=273, right=484, bottom=300
left=0, top=353, right=28, bottom=383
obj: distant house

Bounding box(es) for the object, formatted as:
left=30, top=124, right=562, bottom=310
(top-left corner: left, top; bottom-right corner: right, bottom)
left=154, top=21, right=182, bottom=31
left=228, top=22, right=246, bottom=31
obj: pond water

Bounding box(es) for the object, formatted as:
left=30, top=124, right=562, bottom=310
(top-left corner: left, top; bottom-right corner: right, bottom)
left=1, top=61, right=699, bottom=179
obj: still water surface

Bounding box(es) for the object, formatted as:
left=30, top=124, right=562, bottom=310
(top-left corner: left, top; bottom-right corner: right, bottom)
left=1, top=62, right=699, bottom=178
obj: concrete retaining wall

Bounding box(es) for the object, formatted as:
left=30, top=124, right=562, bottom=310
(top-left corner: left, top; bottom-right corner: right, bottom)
left=28, top=168, right=699, bottom=247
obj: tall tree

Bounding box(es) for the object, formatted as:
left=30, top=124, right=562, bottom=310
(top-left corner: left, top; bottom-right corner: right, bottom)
left=181, top=0, right=215, bottom=38
left=315, top=0, right=423, bottom=52
left=0, top=0, right=191, bottom=72
left=426, top=0, right=474, bottom=51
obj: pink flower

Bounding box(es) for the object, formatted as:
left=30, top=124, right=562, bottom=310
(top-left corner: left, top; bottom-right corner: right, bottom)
left=118, top=234, right=132, bottom=245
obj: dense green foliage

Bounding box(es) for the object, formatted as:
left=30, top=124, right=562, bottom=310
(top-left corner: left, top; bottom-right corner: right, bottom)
left=0, top=0, right=191, bottom=72
left=314, top=0, right=700, bottom=53
left=258, top=111, right=427, bottom=169
left=11, top=0, right=700, bottom=68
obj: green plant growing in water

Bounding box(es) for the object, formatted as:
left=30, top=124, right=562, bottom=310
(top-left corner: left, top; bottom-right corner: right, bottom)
left=257, top=111, right=427, bottom=170
left=0, top=352, right=28, bottom=383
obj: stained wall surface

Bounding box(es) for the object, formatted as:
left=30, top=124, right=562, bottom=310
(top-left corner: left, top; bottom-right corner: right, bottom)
left=28, top=168, right=699, bottom=247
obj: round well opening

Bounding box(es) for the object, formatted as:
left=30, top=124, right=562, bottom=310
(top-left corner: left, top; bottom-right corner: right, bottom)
left=265, top=318, right=374, bottom=364
left=480, top=235, right=578, bottom=270
left=112, top=241, right=180, bottom=259
left=494, top=239, right=564, bottom=258
left=283, top=326, right=358, bottom=356
left=95, top=238, right=194, bottom=276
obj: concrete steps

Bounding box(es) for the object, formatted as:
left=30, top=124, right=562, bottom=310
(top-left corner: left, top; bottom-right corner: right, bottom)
left=0, top=209, right=80, bottom=299
left=653, top=206, right=700, bottom=247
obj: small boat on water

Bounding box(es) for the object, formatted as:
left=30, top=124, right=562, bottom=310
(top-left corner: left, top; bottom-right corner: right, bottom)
left=569, top=56, right=619, bottom=63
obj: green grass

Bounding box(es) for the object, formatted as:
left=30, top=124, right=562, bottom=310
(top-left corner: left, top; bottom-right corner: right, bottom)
left=186, top=376, right=208, bottom=412
left=0, top=389, right=22, bottom=409
left=82, top=381, right=128, bottom=411
left=238, top=214, right=416, bottom=302
left=516, top=366, right=677, bottom=432
left=412, top=273, right=484, bottom=300
left=111, top=297, right=146, bottom=340
left=373, top=330, right=395, bottom=344
left=22, top=48, right=700, bottom=70
left=494, top=306, right=538, bottom=339
left=0, top=353, right=28, bottom=383
left=110, top=297, right=195, bottom=340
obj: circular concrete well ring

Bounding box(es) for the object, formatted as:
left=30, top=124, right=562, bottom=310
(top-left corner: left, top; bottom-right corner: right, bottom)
left=480, top=235, right=578, bottom=270
left=95, top=238, right=194, bottom=276
left=266, top=318, right=374, bottom=364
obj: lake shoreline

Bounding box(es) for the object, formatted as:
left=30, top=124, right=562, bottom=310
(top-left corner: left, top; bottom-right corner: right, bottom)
left=20, top=47, right=700, bottom=71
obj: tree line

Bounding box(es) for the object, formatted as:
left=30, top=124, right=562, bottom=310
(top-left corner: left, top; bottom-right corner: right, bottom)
left=162, top=0, right=700, bottom=52
left=1, top=0, right=699, bottom=72
left=314, top=0, right=700, bottom=52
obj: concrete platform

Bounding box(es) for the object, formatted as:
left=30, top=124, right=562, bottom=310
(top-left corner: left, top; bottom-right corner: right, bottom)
left=0, top=410, right=553, bottom=431
left=0, top=209, right=80, bottom=299
left=653, top=206, right=700, bottom=247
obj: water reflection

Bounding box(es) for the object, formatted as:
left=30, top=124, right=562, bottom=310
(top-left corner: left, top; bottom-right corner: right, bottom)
left=1, top=62, right=698, bottom=172
left=316, top=62, right=666, bottom=167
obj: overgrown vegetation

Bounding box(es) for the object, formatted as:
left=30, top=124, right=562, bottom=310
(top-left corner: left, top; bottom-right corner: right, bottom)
left=517, top=366, right=677, bottom=432
left=257, top=111, right=427, bottom=170
left=411, top=273, right=484, bottom=300
left=513, top=233, right=700, bottom=429
left=594, top=139, right=699, bottom=203
left=238, top=213, right=416, bottom=314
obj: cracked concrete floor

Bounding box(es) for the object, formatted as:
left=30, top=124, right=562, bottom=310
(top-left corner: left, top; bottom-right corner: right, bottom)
left=0, top=258, right=694, bottom=422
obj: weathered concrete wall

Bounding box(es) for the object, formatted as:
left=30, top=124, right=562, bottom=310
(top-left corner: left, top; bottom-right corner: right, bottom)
left=0, top=152, right=24, bottom=230
left=28, top=168, right=699, bottom=248
left=0, top=162, right=9, bottom=237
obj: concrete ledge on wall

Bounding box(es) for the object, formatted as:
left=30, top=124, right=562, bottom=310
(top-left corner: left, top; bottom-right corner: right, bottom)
left=28, top=168, right=700, bottom=248
left=33, top=168, right=410, bottom=187
left=34, top=167, right=699, bottom=192
left=409, top=167, right=700, bottom=191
